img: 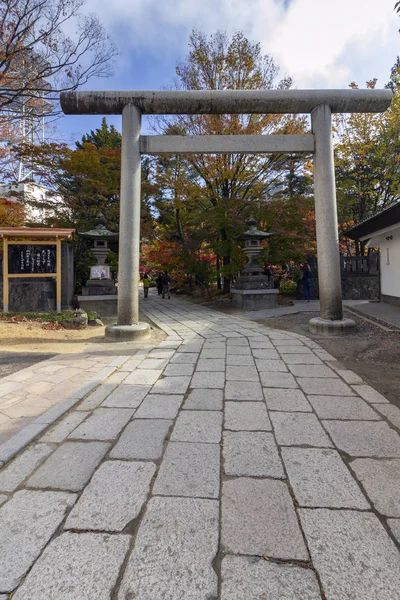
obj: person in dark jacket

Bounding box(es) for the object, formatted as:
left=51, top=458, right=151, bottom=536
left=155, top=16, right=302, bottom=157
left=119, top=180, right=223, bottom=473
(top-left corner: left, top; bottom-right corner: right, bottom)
left=161, top=272, right=171, bottom=299
left=156, top=273, right=163, bottom=296
left=302, top=263, right=312, bottom=302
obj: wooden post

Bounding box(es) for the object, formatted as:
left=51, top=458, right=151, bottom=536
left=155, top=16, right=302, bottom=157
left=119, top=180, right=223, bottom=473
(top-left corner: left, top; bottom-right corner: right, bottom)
left=56, top=238, right=61, bottom=313
left=3, top=236, right=9, bottom=312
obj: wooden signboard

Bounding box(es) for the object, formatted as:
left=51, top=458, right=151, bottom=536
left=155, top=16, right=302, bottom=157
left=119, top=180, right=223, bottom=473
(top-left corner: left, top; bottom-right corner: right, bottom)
left=1, top=228, right=75, bottom=314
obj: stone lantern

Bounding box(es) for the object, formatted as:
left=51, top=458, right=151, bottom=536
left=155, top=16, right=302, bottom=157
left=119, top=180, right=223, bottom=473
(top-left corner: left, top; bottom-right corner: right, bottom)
left=77, top=214, right=119, bottom=315
left=231, top=216, right=279, bottom=310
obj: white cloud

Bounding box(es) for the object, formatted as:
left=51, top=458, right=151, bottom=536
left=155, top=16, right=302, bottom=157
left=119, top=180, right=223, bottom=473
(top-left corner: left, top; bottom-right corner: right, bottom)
left=81, top=0, right=400, bottom=88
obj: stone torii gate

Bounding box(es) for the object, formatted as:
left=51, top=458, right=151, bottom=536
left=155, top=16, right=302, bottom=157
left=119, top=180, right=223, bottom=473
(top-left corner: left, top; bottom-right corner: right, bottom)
left=61, top=89, right=392, bottom=340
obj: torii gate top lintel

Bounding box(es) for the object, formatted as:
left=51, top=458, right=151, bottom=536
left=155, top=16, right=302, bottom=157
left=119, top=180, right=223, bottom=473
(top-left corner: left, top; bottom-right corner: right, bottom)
left=60, top=88, right=392, bottom=116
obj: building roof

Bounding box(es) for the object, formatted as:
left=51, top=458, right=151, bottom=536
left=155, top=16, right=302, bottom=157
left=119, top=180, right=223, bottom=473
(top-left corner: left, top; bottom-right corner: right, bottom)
left=344, top=202, right=400, bottom=240
left=0, top=227, right=75, bottom=239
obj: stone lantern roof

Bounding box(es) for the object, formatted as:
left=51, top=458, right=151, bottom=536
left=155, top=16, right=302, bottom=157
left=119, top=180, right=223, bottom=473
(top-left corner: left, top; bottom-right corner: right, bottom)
left=236, top=216, right=274, bottom=241
left=78, top=214, right=118, bottom=240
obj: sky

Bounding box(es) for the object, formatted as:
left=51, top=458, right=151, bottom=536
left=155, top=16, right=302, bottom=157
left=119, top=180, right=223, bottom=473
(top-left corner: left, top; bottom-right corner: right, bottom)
left=55, top=0, right=400, bottom=145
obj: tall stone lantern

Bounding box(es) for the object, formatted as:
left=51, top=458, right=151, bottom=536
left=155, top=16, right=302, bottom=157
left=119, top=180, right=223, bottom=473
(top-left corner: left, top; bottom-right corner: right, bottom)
left=77, top=214, right=119, bottom=316
left=231, top=216, right=279, bottom=310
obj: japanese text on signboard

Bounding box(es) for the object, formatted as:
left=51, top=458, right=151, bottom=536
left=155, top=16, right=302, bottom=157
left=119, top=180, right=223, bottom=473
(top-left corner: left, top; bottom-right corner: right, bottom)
left=8, top=245, right=57, bottom=274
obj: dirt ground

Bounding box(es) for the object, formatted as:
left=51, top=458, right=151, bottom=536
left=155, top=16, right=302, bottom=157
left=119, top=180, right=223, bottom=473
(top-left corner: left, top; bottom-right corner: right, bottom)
left=256, top=310, right=400, bottom=410
left=0, top=312, right=164, bottom=355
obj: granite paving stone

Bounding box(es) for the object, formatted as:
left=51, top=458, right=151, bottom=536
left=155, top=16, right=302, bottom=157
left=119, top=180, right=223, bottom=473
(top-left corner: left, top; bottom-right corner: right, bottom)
left=74, top=383, right=118, bottom=411
left=153, top=441, right=220, bottom=498
left=196, top=359, right=225, bottom=372
left=271, top=412, right=333, bottom=447
left=307, top=395, right=380, bottom=420
left=298, top=377, right=355, bottom=396
left=350, top=458, right=400, bottom=516
left=260, top=372, right=298, bottom=388
left=264, top=388, right=312, bottom=412
left=163, top=363, right=195, bottom=376
left=224, top=401, right=271, bottom=431
left=151, top=376, right=191, bottom=395
left=0, top=490, right=76, bottom=592
left=138, top=358, right=169, bottom=370
left=40, top=411, right=90, bottom=443
left=148, top=349, right=175, bottom=359
left=282, top=353, right=324, bottom=365
left=251, top=348, right=280, bottom=359
left=288, top=364, right=337, bottom=378
left=255, top=359, right=287, bottom=372
left=117, top=497, right=218, bottom=600
left=26, top=441, right=109, bottom=491
left=221, top=478, right=309, bottom=559
left=100, top=384, right=150, bottom=408
left=171, top=411, right=222, bottom=443
left=334, top=369, right=363, bottom=385
left=124, top=369, right=162, bottom=386
left=191, top=371, right=225, bottom=389
left=323, top=420, right=400, bottom=457
left=273, top=339, right=305, bottom=346
left=170, top=352, right=198, bottom=364
left=0, top=443, right=53, bottom=492
left=183, top=389, right=223, bottom=410
left=388, top=518, right=400, bottom=543
left=375, top=403, right=400, bottom=428
left=226, top=355, right=255, bottom=366
left=352, top=384, right=390, bottom=404
left=227, top=338, right=249, bottom=346
left=225, top=381, right=263, bottom=401
left=12, top=532, right=130, bottom=600
left=282, top=447, right=370, bottom=509
left=110, top=420, right=172, bottom=460
left=225, top=365, right=258, bottom=381
left=299, top=508, right=400, bottom=600
left=220, top=556, right=321, bottom=600
left=226, top=346, right=251, bottom=356
left=277, top=346, right=314, bottom=354
left=248, top=340, right=274, bottom=349
left=200, top=349, right=226, bottom=359
left=134, top=394, right=183, bottom=419
left=65, top=460, right=156, bottom=531
left=68, top=408, right=134, bottom=441
left=223, top=431, right=284, bottom=477
left=313, top=349, right=336, bottom=361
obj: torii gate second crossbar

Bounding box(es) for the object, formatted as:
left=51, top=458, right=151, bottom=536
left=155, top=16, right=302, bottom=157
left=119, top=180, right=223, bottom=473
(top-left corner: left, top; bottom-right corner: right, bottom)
left=61, top=89, right=392, bottom=340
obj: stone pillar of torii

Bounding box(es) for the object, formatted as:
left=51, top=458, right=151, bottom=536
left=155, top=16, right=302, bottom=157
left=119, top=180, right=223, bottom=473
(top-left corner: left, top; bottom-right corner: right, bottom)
left=61, top=89, right=392, bottom=340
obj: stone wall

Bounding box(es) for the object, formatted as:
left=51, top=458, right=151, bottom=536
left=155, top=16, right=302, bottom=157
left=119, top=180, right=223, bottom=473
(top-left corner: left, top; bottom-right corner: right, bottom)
left=297, top=276, right=380, bottom=301
left=0, top=278, right=56, bottom=311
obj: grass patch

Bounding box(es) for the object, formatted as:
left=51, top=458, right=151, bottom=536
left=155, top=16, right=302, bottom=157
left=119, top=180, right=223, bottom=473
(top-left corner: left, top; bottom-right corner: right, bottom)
left=0, top=310, right=77, bottom=323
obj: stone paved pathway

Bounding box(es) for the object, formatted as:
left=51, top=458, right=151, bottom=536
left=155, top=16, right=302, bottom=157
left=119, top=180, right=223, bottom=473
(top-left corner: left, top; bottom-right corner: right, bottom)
left=0, top=293, right=400, bottom=599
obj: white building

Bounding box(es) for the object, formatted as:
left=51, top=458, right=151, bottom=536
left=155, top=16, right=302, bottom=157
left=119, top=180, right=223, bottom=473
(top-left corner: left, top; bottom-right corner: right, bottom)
left=346, top=202, right=400, bottom=306
left=0, top=181, right=65, bottom=223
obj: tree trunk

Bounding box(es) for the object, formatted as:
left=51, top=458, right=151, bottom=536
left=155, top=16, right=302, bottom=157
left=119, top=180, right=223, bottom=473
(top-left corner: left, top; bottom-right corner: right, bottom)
left=216, top=256, right=221, bottom=289
left=220, top=228, right=231, bottom=294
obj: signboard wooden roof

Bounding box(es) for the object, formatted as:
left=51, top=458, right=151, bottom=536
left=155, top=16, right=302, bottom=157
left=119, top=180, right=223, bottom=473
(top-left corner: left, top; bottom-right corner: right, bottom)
left=0, top=227, right=75, bottom=238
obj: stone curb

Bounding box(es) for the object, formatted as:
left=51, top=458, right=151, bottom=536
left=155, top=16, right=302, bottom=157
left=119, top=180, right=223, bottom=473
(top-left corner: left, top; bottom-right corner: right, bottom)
left=0, top=369, right=121, bottom=467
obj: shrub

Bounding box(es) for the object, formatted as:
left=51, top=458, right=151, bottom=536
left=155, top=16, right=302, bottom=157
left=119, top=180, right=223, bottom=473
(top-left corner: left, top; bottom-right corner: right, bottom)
left=279, top=280, right=297, bottom=295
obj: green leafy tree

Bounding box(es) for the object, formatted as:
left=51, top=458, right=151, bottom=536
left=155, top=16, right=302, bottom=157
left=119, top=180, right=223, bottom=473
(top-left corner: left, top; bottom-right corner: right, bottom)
left=334, top=67, right=400, bottom=254
left=153, top=30, right=309, bottom=292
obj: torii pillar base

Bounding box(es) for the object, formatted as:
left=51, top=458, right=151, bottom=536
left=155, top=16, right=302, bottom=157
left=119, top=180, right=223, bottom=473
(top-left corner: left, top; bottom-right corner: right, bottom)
left=105, top=323, right=151, bottom=342
left=309, top=317, right=356, bottom=336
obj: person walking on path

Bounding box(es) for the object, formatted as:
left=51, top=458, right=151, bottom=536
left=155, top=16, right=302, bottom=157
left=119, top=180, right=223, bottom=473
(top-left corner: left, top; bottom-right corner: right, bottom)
left=161, top=271, right=171, bottom=299
left=156, top=273, right=163, bottom=296
left=302, top=263, right=312, bottom=302
left=142, top=273, right=150, bottom=299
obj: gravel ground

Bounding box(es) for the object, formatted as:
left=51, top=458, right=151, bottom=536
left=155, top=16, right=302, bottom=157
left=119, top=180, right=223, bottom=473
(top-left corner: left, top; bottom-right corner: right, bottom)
left=256, top=310, right=400, bottom=409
